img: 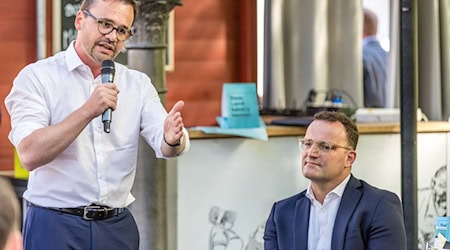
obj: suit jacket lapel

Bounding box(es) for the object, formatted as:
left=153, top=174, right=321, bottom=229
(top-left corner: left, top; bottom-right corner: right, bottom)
left=294, top=192, right=310, bottom=250
left=331, top=176, right=362, bottom=250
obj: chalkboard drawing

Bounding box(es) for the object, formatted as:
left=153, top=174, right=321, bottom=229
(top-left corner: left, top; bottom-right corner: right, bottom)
left=60, top=0, right=82, bottom=51
left=245, top=222, right=264, bottom=250
left=418, top=165, right=447, bottom=249
left=208, top=206, right=244, bottom=250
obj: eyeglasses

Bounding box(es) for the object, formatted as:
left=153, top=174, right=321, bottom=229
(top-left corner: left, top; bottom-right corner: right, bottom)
left=83, top=9, right=133, bottom=41
left=299, top=139, right=353, bottom=153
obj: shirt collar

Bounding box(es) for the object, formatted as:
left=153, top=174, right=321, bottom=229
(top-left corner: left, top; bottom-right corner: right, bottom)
left=305, top=174, right=351, bottom=201
left=65, top=41, right=86, bottom=72
left=362, top=35, right=378, bottom=47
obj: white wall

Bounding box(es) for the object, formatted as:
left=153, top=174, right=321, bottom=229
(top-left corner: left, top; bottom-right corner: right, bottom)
left=172, top=132, right=449, bottom=249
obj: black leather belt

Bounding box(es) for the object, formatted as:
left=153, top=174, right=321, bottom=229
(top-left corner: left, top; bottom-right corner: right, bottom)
left=47, top=204, right=126, bottom=220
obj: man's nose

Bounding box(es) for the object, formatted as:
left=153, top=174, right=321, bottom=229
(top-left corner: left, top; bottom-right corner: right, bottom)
left=306, top=144, right=321, bottom=155
left=105, top=29, right=118, bottom=42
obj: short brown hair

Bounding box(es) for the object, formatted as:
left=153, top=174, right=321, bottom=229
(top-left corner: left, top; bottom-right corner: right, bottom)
left=0, top=177, right=21, bottom=249
left=80, top=0, right=138, bottom=23
left=313, top=111, right=359, bottom=149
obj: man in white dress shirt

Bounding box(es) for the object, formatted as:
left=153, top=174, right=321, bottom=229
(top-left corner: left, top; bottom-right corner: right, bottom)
left=4, top=0, right=189, bottom=249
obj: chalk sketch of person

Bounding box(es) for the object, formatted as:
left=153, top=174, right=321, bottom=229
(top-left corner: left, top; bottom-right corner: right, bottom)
left=208, top=206, right=244, bottom=250
left=245, top=222, right=264, bottom=250
left=418, top=165, right=447, bottom=249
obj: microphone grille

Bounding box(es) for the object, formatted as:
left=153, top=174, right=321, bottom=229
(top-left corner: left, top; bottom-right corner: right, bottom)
left=101, top=60, right=115, bottom=74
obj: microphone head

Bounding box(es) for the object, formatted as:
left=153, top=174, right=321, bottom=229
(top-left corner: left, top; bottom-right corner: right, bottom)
left=101, top=60, right=115, bottom=75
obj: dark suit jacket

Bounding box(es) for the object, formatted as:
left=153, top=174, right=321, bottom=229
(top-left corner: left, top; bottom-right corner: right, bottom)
left=363, top=39, right=388, bottom=108
left=263, top=175, right=407, bottom=250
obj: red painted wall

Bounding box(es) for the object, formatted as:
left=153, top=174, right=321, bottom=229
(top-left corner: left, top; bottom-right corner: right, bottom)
left=166, top=0, right=256, bottom=126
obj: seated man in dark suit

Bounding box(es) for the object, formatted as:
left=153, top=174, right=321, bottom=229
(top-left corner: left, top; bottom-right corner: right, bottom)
left=263, top=111, right=406, bottom=249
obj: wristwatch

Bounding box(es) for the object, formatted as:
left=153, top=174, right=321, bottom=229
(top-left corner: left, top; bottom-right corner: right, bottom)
left=164, top=134, right=182, bottom=147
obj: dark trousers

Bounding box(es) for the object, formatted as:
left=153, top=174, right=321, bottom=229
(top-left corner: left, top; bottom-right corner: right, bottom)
left=23, top=205, right=139, bottom=250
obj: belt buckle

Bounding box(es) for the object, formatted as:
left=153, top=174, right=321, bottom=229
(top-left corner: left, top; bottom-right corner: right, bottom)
left=83, top=205, right=107, bottom=220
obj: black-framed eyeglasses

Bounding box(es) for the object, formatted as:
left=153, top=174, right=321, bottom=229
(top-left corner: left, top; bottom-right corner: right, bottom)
left=83, top=9, right=133, bottom=41
left=299, top=139, right=353, bottom=153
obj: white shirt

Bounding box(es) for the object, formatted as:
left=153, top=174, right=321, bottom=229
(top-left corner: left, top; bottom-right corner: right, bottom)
left=306, top=175, right=351, bottom=250
left=5, top=42, right=189, bottom=208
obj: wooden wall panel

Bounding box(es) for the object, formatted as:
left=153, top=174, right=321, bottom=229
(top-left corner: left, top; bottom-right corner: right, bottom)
left=166, top=0, right=243, bottom=126
left=0, top=0, right=38, bottom=171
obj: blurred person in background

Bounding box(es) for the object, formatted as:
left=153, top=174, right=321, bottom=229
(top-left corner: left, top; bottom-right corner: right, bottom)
left=0, top=177, right=22, bottom=250
left=362, top=8, right=388, bottom=108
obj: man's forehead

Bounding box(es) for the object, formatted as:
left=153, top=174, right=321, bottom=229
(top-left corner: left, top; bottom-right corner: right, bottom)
left=89, top=1, right=134, bottom=21
left=305, top=120, right=346, bottom=138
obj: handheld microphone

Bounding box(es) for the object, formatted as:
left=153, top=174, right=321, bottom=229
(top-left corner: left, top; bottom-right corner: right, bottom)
left=101, top=60, right=115, bottom=133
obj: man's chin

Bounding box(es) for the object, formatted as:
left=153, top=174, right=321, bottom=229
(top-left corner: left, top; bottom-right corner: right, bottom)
left=302, top=169, right=320, bottom=180
left=100, top=53, right=116, bottom=60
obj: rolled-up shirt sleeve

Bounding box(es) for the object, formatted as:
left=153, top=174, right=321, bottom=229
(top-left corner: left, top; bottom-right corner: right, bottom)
left=5, top=63, right=50, bottom=147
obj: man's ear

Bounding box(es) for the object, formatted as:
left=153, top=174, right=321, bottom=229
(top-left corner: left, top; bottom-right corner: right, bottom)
left=345, top=150, right=357, bottom=168
left=74, top=10, right=84, bottom=31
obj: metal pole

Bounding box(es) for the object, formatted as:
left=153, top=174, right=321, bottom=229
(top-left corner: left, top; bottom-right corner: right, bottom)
left=126, top=1, right=182, bottom=250
left=400, top=0, right=418, bottom=249
left=37, top=0, right=47, bottom=59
